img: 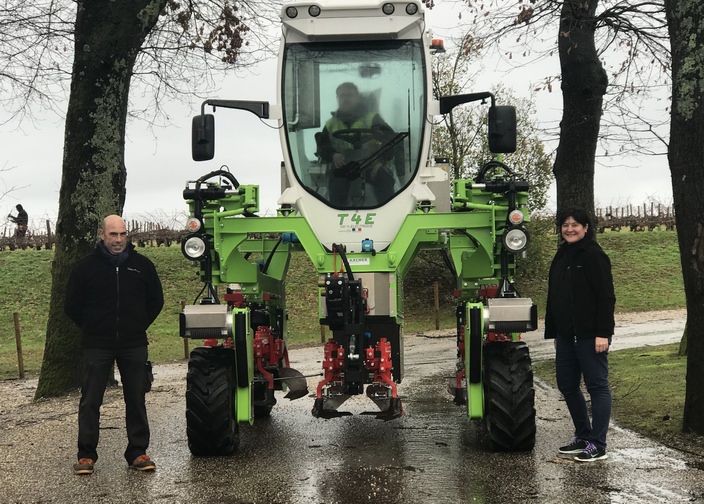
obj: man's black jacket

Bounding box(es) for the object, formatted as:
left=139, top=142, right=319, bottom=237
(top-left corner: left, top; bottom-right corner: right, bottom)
left=65, top=243, right=164, bottom=349
left=544, top=236, right=616, bottom=340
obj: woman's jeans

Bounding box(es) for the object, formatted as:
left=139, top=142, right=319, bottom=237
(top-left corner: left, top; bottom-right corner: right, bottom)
left=555, top=336, right=612, bottom=449
left=77, top=345, right=150, bottom=463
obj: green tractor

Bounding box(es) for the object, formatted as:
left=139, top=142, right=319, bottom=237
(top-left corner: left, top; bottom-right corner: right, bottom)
left=179, top=0, right=538, bottom=456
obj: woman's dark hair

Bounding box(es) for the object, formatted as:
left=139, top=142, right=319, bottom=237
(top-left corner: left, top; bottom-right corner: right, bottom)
left=556, top=207, right=596, bottom=240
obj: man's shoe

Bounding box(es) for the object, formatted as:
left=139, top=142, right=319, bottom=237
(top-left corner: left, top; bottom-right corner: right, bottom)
left=574, top=442, right=608, bottom=462
left=558, top=437, right=588, bottom=454
left=73, top=458, right=95, bottom=475
left=130, top=454, right=156, bottom=471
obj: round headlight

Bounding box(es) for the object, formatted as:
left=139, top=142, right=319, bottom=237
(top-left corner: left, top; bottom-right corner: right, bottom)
left=186, top=217, right=202, bottom=233
left=182, top=235, right=208, bottom=260
left=405, top=3, right=418, bottom=15
left=309, top=5, right=321, bottom=17
left=382, top=3, right=395, bottom=15
left=285, top=6, right=298, bottom=18
left=502, top=227, right=529, bottom=254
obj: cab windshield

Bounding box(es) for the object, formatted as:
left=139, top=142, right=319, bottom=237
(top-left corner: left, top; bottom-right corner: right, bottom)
left=282, top=40, right=425, bottom=209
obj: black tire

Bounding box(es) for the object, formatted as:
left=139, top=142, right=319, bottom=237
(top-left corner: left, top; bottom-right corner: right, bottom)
left=483, top=341, right=536, bottom=451
left=186, top=346, right=239, bottom=456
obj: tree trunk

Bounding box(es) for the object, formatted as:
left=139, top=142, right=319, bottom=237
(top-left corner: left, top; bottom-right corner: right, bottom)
left=665, top=0, right=704, bottom=435
left=552, top=0, right=608, bottom=218
left=678, top=322, right=687, bottom=357
left=36, top=0, right=166, bottom=399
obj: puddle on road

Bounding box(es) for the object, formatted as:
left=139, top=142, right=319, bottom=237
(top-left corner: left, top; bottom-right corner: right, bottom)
left=609, top=482, right=691, bottom=503
left=613, top=447, right=688, bottom=470
left=687, top=459, right=704, bottom=471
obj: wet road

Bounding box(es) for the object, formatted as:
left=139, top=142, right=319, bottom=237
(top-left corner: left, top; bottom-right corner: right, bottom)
left=1, top=312, right=701, bottom=503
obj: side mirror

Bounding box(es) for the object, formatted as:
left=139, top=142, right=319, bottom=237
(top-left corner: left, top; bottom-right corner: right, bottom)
left=488, top=106, right=517, bottom=154
left=192, top=114, right=215, bottom=161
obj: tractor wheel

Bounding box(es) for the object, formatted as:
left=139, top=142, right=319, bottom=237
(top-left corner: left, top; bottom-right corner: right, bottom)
left=186, top=346, right=239, bottom=456
left=483, top=341, right=536, bottom=451
left=252, top=380, right=275, bottom=419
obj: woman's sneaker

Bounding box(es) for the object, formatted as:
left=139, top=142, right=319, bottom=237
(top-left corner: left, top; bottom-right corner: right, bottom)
left=574, top=441, right=608, bottom=462
left=558, top=437, right=588, bottom=454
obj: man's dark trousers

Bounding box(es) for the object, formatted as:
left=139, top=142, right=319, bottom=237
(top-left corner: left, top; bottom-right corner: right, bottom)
left=77, top=345, right=150, bottom=463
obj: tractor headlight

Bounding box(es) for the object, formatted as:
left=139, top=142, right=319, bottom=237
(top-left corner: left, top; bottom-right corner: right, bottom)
left=308, top=5, right=321, bottom=16
left=382, top=3, right=395, bottom=14
left=285, top=6, right=298, bottom=18
left=182, top=234, right=209, bottom=260
left=502, top=226, right=529, bottom=254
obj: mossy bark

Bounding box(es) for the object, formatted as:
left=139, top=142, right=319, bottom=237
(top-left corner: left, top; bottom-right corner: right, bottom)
left=665, top=0, right=704, bottom=435
left=678, top=323, right=687, bottom=356
left=36, top=0, right=166, bottom=399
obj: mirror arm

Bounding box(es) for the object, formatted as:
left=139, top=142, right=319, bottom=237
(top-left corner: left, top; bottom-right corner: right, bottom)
left=439, top=92, right=495, bottom=115
left=200, top=99, right=270, bottom=119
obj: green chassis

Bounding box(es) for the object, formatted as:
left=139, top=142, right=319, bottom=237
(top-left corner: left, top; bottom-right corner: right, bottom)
left=184, top=175, right=530, bottom=424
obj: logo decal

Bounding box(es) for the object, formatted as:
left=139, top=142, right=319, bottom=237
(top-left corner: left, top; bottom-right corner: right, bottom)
left=337, top=213, right=376, bottom=233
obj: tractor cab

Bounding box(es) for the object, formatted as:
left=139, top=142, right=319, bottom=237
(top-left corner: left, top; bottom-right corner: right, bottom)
left=191, top=1, right=440, bottom=251
left=275, top=1, right=435, bottom=251
left=281, top=39, right=423, bottom=210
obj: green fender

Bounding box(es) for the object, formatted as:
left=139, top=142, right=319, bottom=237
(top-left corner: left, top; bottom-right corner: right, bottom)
left=465, top=302, right=485, bottom=420
left=233, top=307, right=254, bottom=425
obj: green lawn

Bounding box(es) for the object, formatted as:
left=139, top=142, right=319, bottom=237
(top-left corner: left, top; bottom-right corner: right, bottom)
left=0, top=229, right=697, bottom=455
left=0, top=229, right=684, bottom=379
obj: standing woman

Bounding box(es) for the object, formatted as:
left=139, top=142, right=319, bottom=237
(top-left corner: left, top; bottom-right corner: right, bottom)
left=545, top=208, right=616, bottom=462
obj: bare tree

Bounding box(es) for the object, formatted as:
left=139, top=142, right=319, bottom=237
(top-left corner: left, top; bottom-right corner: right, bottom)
left=0, top=0, right=283, bottom=398
left=1, top=1, right=279, bottom=123
left=427, top=0, right=670, bottom=215
left=665, top=0, right=704, bottom=435
left=551, top=0, right=609, bottom=216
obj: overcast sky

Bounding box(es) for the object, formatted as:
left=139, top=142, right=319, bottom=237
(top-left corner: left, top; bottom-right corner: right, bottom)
left=0, top=3, right=673, bottom=232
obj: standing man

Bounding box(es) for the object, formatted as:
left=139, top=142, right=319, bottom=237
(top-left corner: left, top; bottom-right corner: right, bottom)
left=65, top=215, right=164, bottom=475
left=8, top=204, right=28, bottom=237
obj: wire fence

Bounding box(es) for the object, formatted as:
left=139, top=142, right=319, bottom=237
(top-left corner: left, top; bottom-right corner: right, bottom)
left=0, top=204, right=678, bottom=251
left=596, top=203, right=675, bottom=232
left=0, top=219, right=189, bottom=251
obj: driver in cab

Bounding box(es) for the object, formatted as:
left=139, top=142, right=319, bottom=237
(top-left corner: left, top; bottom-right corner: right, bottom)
left=316, top=82, right=396, bottom=206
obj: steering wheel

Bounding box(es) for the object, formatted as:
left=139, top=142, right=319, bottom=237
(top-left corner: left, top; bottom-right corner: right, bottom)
left=331, top=128, right=382, bottom=149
